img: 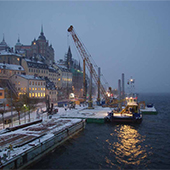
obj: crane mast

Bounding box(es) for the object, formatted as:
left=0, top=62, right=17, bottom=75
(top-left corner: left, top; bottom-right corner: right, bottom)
left=67, top=25, right=108, bottom=100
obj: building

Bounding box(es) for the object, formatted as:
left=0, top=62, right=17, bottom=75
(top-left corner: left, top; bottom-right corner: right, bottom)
left=53, top=64, right=72, bottom=100
left=0, top=63, right=25, bottom=80
left=0, top=35, right=10, bottom=51
left=64, top=47, right=84, bottom=98
left=0, top=87, right=5, bottom=103
left=21, top=58, right=49, bottom=78
left=10, top=74, right=46, bottom=99
left=0, top=50, right=22, bottom=65
left=15, top=26, right=54, bottom=65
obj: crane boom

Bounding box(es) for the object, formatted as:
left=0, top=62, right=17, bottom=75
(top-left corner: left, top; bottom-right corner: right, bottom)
left=67, top=25, right=108, bottom=100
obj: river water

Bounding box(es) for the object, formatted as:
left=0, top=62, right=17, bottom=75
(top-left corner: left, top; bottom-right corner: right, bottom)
left=30, top=93, right=170, bottom=169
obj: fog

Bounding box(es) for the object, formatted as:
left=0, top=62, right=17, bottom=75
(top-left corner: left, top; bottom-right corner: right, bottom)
left=1, top=1, right=170, bottom=93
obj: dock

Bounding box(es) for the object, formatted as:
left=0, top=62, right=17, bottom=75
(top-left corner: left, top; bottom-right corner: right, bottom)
left=60, top=106, right=112, bottom=123
left=0, top=118, right=85, bottom=170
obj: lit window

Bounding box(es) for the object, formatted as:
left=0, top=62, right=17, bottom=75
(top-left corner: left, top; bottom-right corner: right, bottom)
left=43, top=88, right=45, bottom=91
left=24, top=88, right=26, bottom=91
left=41, top=88, right=42, bottom=90
left=43, top=93, right=45, bottom=97
left=29, top=88, right=31, bottom=91
left=35, top=93, right=37, bottom=97
left=34, top=42, right=36, bottom=45
left=38, top=88, right=40, bottom=90
left=38, top=93, right=40, bottom=97
left=32, top=88, right=34, bottom=91
left=41, top=93, right=43, bottom=97
left=21, top=88, right=23, bottom=91
left=29, top=93, right=31, bottom=97
left=35, top=88, right=37, bottom=91
left=18, top=82, right=20, bottom=85
left=32, top=93, right=34, bottom=97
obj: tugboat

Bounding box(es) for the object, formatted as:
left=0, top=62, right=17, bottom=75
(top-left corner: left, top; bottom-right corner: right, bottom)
left=104, top=77, right=142, bottom=124
left=104, top=95, right=142, bottom=124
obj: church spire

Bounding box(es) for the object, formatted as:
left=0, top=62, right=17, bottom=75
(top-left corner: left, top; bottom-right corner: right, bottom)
left=2, top=33, right=5, bottom=42
left=41, top=24, right=43, bottom=34
left=17, top=34, right=20, bottom=43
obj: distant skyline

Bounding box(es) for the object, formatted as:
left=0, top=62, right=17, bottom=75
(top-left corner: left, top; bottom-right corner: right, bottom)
left=1, top=1, right=170, bottom=93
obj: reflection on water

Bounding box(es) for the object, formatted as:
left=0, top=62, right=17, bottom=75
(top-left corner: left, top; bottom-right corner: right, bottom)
left=105, top=125, right=149, bottom=169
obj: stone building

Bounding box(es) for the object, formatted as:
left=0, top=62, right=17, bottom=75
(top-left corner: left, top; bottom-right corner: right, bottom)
left=0, top=35, right=10, bottom=51
left=0, top=50, right=22, bottom=65
left=15, top=26, right=54, bottom=65
left=10, top=74, right=46, bottom=99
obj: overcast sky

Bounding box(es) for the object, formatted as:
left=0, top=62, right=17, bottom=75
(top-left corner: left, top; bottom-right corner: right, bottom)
left=0, top=1, right=170, bottom=93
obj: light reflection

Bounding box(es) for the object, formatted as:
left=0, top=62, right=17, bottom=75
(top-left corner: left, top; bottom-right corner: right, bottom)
left=105, top=125, right=148, bottom=168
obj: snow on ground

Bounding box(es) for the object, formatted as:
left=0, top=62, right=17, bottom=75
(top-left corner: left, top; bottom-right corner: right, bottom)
left=0, top=103, right=112, bottom=165
left=0, top=104, right=112, bottom=130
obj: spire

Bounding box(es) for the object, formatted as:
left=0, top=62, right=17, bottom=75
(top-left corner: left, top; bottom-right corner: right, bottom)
left=41, top=24, right=43, bottom=34
left=17, top=34, right=20, bottom=43
left=3, top=33, right=5, bottom=42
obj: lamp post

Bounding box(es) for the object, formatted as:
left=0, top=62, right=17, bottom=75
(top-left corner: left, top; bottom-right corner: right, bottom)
left=23, top=104, right=26, bottom=123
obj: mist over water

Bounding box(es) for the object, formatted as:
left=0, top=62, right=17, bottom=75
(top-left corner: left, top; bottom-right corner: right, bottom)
left=30, top=93, right=170, bottom=169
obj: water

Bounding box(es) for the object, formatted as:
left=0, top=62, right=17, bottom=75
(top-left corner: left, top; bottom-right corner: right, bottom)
left=30, top=93, right=170, bottom=169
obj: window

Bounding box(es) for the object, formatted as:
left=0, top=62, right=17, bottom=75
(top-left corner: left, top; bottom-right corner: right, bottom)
left=29, top=81, right=31, bottom=85
left=29, top=88, right=31, bottom=91
left=24, top=88, right=26, bottom=91
left=32, top=81, right=34, bottom=85
left=38, top=88, right=40, bottom=90
left=29, top=93, right=31, bottom=98
left=32, top=88, right=34, bottom=91
left=35, top=88, right=37, bottom=90
left=32, top=93, right=34, bottom=97
left=43, top=93, right=45, bottom=97
left=38, top=82, right=40, bottom=86
left=35, top=93, right=37, bottom=97
left=35, top=82, right=37, bottom=85
left=0, top=92, right=2, bottom=96
left=18, top=82, right=20, bottom=85
left=38, top=93, right=40, bottom=97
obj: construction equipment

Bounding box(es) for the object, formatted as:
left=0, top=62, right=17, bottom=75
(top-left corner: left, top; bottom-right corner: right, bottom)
left=67, top=25, right=109, bottom=103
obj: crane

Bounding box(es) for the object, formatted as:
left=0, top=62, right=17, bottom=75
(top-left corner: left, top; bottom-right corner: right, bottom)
left=67, top=25, right=109, bottom=102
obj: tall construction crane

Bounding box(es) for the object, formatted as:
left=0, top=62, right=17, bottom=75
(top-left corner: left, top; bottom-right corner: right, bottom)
left=67, top=25, right=109, bottom=102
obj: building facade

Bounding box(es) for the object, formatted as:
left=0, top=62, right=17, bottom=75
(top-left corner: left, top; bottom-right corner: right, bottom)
left=10, top=74, right=46, bottom=99
left=15, top=26, right=54, bottom=65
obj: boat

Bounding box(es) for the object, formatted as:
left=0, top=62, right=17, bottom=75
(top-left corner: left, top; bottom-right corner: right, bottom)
left=104, top=96, right=142, bottom=124
left=140, top=103, right=157, bottom=114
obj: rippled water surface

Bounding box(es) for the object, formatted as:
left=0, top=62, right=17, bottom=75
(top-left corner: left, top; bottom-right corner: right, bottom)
left=30, top=93, right=170, bottom=169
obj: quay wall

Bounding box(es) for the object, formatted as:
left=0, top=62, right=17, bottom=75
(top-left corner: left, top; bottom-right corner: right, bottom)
left=0, top=119, right=85, bottom=170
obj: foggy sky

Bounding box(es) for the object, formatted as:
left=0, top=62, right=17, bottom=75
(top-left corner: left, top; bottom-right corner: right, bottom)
left=0, top=1, right=170, bottom=93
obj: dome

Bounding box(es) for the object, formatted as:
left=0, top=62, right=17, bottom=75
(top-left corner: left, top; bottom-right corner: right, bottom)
left=15, top=38, right=22, bottom=46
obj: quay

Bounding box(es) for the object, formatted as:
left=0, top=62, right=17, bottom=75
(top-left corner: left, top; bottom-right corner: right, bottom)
left=0, top=117, right=85, bottom=170
left=0, top=105, right=111, bottom=169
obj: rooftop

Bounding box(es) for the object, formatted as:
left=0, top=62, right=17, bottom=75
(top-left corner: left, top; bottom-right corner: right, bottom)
left=0, top=63, right=24, bottom=71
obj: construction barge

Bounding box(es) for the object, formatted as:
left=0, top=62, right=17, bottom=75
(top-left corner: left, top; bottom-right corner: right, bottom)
left=0, top=118, right=85, bottom=170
